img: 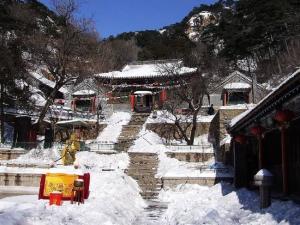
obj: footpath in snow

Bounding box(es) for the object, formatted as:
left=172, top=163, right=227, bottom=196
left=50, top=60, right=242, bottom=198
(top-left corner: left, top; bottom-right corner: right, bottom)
left=96, top=111, right=131, bottom=143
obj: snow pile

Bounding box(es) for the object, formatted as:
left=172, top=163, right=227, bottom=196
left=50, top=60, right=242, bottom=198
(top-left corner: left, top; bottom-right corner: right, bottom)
left=0, top=152, right=146, bottom=225
left=97, top=111, right=131, bottom=143
left=159, top=183, right=300, bottom=225
left=146, top=110, right=214, bottom=124
left=2, top=146, right=61, bottom=166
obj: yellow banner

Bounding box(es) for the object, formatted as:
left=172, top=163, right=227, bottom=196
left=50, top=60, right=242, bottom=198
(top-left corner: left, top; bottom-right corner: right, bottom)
left=44, top=173, right=78, bottom=197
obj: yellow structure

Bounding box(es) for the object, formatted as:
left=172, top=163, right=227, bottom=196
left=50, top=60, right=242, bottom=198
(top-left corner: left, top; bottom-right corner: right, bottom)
left=44, top=173, right=79, bottom=197
left=62, top=133, right=80, bottom=166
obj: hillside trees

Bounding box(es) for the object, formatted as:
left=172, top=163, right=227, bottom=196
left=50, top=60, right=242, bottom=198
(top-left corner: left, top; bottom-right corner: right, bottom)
left=96, top=39, right=139, bottom=71
left=205, top=0, right=300, bottom=81
left=28, top=0, right=100, bottom=125
left=0, top=1, right=39, bottom=143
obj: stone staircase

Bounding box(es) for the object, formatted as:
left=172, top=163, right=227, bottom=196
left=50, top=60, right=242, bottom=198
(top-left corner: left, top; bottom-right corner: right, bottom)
left=116, top=113, right=149, bottom=151
left=127, top=152, right=162, bottom=200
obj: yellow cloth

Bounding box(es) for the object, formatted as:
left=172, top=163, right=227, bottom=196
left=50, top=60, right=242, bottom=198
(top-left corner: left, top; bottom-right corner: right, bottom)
left=61, top=133, right=80, bottom=165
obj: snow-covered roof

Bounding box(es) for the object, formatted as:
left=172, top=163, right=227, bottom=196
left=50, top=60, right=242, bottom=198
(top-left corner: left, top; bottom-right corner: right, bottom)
left=72, top=90, right=96, bottom=96
left=229, top=69, right=300, bottom=129
left=30, top=72, right=68, bottom=94
left=96, top=61, right=196, bottom=79
left=211, top=70, right=265, bottom=93
left=134, top=91, right=153, bottom=95
left=223, top=82, right=251, bottom=90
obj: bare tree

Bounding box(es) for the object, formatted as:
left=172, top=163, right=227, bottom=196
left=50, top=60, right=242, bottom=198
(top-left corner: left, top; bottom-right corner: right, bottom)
left=28, top=0, right=99, bottom=125
left=158, top=42, right=226, bottom=145
left=158, top=61, right=209, bottom=145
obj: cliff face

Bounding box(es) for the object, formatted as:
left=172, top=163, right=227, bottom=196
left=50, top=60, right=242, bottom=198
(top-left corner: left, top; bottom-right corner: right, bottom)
left=185, top=11, right=218, bottom=42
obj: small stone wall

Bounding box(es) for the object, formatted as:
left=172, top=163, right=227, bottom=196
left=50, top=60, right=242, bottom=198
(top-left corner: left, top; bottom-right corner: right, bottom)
left=209, top=108, right=247, bottom=162
left=0, top=149, right=27, bottom=160
left=0, top=172, right=42, bottom=186
left=162, top=176, right=233, bottom=188
left=166, top=152, right=214, bottom=162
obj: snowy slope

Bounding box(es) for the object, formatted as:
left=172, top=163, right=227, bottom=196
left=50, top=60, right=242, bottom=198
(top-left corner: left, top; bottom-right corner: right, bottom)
left=0, top=152, right=146, bottom=225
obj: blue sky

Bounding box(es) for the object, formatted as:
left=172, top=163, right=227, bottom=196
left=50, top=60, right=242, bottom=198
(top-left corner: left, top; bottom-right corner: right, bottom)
left=40, top=0, right=216, bottom=38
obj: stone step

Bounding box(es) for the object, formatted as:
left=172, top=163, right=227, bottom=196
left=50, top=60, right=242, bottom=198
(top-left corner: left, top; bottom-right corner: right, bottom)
left=139, top=186, right=161, bottom=192
left=127, top=168, right=158, bottom=173
left=133, top=179, right=162, bottom=186
left=129, top=161, right=158, bottom=165
left=140, top=192, right=160, bottom=198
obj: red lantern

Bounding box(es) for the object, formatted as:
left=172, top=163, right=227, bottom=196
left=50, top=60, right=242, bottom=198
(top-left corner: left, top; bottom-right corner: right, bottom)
left=274, top=110, right=294, bottom=123
left=234, top=135, right=247, bottom=144
left=250, top=125, right=265, bottom=137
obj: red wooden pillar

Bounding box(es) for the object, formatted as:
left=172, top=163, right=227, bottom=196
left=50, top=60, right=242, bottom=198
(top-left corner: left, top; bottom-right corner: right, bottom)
left=130, top=94, right=135, bottom=112
left=161, top=89, right=167, bottom=102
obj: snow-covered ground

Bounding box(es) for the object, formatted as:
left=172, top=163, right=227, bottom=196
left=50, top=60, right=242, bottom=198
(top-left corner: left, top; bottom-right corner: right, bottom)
left=146, top=110, right=214, bottom=124
left=129, top=126, right=229, bottom=178
left=0, top=152, right=146, bottom=225
left=159, top=183, right=300, bottom=225
left=1, top=111, right=299, bottom=225
left=97, top=111, right=131, bottom=143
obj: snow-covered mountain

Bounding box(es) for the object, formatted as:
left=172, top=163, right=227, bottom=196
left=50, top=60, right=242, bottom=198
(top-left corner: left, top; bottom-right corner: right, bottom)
left=185, top=11, right=218, bottom=42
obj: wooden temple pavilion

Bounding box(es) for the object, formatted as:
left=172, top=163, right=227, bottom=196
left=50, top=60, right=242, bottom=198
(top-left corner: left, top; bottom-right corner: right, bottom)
left=95, top=60, right=196, bottom=112
left=228, top=69, right=300, bottom=197
left=208, top=71, right=267, bottom=106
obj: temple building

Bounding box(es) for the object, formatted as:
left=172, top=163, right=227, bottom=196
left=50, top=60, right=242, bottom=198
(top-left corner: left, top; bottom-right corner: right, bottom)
left=95, top=60, right=196, bottom=112
left=229, top=69, right=300, bottom=197
left=71, top=90, right=97, bottom=114
left=209, top=71, right=267, bottom=106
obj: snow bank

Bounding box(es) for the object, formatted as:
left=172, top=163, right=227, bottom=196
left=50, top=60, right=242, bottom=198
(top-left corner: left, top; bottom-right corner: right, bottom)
left=97, top=111, right=131, bottom=143
left=146, top=110, right=214, bottom=124
left=0, top=152, right=146, bottom=225
left=159, top=183, right=300, bottom=225
left=2, top=146, right=61, bottom=166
